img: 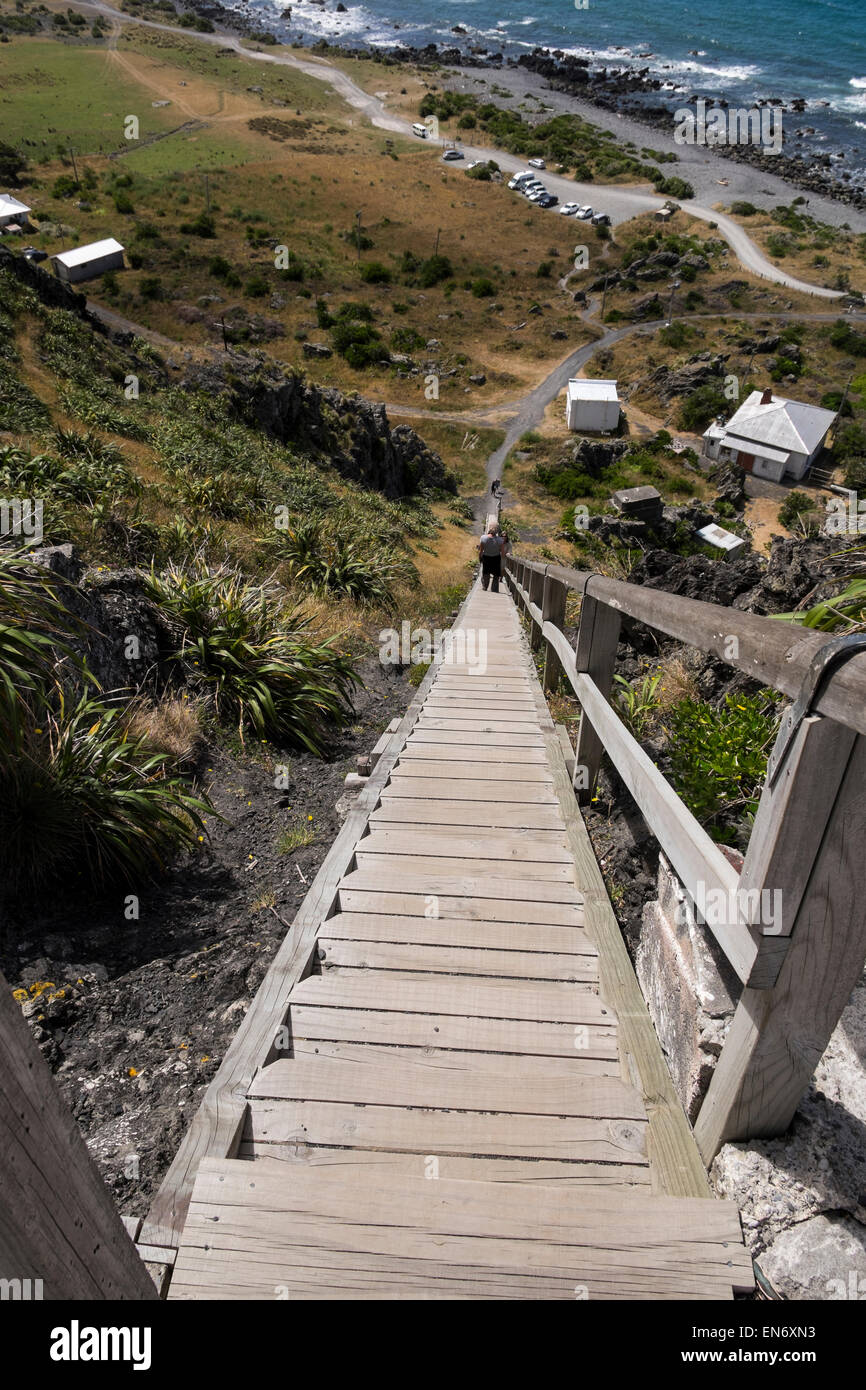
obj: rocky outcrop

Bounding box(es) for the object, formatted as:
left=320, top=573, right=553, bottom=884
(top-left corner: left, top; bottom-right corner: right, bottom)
left=0, top=246, right=95, bottom=322
left=645, top=352, right=728, bottom=403
left=180, top=358, right=456, bottom=499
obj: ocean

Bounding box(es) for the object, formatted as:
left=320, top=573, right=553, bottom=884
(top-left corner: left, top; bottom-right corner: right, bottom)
left=240, top=0, right=866, bottom=179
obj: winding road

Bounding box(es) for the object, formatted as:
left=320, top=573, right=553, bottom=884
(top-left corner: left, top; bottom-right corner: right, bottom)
left=83, top=0, right=848, bottom=302
left=75, top=2, right=865, bottom=505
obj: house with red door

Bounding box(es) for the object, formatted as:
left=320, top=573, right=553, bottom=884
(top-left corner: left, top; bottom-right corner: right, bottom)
left=701, top=388, right=836, bottom=483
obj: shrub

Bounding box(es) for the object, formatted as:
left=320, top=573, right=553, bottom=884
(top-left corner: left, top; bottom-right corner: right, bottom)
left=666, top=691, right=781, bottom=843
left=272, top=516, right=414, bottom=607
left=470, top=277, right=495, bottom=298
left=778, top=489, right=816, bottom=531
left=144, top=563, right=358, bottom=751
left=179, top=211, right=216, bottom=238
left=679, top=383, right=728, bottom=432
left=245, top=273, right=269, bottom=298
left=0, top=696, right=211, bottom=893
left=114, top=190, right=135, bottom=214
left=730, top=201, right=758, bottom=216
left=418, top=254, right=453, bottom=287
left=359, top=260, right=392, bottom=285
left=139, top=275, right=162, bottom=301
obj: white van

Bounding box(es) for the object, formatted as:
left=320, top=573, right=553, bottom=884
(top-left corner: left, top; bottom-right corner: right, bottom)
left=412, top=123, right=428, bottom=138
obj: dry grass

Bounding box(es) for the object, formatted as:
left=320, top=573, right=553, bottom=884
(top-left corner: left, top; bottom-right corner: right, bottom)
left=124, top=695, right=204, bottom=765
left=654, top=655, right=701, bottom=711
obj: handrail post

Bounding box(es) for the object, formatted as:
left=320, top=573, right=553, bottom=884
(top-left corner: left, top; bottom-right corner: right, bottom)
left=573, top=594, right=621, bottom=802
left=695, top=717, right=866, bottom=1160
left=541, top=572, right=568, bottom=693
left=528, top=565, right=546, bottom=651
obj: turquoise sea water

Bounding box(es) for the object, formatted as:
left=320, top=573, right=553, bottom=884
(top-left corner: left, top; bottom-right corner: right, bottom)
left=244, top=0, right=866, bottom=178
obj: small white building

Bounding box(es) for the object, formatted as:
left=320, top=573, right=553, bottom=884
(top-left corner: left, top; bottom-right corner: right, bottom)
left=696, top=522, right=749, bottom=559
left=51, top=237, right=125, bottom=284
left=701, top=388, right=835, bottom=483
left=566, top=378, right=621, bottom=433
left=0, top=194, right=31, bottom=230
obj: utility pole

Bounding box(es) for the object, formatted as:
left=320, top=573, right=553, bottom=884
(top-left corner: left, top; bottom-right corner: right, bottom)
left=204, top=172, right=210, bottom=213
left=68, top=143, right=80, bottom=190
left=434, top=227, right=441, bottom=256
left=220, top=317, right=228, bottom=352
left=356, top=209, right=362, bottom=261
left=666, top=277, right=680, bottom=328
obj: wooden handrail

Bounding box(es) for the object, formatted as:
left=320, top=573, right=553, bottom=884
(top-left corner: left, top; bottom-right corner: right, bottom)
left=506, top=553, right=866, bottom=1159
left=507, top=556, right=866, bottom=739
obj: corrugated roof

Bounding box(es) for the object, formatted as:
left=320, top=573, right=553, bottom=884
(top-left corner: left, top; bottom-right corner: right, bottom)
left=52, top=238, right=125, bottom=269
left=721, top=434, right=790, bottom=465
left=567, top=378, right=619, bottom=401
left=722, top=391, right=835, bottom=456
left=0, top=195, right=31, bottom=217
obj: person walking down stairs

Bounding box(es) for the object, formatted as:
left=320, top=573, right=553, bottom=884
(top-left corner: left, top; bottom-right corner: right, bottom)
left=478, top=520, right=506, bottom=593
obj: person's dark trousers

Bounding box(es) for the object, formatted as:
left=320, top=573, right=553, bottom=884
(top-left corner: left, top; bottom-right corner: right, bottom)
left=481, top=556, right=501, bottom=593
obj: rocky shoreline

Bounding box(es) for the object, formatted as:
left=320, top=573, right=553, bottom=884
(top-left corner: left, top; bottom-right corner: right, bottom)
left=150, top=0, right=866, bottom=212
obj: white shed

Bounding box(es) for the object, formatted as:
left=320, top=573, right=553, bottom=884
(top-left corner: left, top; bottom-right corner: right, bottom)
left=696, top=522, right=748, bottom=559
left=51, top=238, right=125, bottom=284
left=0, top=194, right=31, bottom=229
left=566, top=378, right=621, bottom=433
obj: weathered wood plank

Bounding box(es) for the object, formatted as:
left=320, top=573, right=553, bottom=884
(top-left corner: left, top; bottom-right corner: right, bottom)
left=337, top=889, right=584, bottom=927
left=340, top=869, right=581, bottom=905
left=248, top=1057, right=644, bottom=1118
left=288, top=974, right=613, bottom=1024
left=319, top=912, right=596, bottom=954
left=540, top=727, right=714, bottom=1201
left=0, top=967, right=157, bottom=1300
left=371, top=798, right=565, bottom=829
left=319, top=939, right=598, bottom=983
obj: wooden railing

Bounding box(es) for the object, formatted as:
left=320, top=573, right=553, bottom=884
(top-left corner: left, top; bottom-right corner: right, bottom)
left=505, top=554, right=866, bottom=1161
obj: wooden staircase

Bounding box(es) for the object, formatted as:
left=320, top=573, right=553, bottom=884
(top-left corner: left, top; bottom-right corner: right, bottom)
left=168, top=586, right=753, bottom=1300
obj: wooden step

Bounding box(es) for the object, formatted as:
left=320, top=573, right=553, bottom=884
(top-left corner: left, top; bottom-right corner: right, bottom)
left=318, top=938, right=598, bottom=983
left=340, top=869, right=581, bottom=906
left=319, top=912, right=597, bottom=956
left=247, top=1056, right=643, bottom=1120
left=169, top=1159, right=754, bottom=1300
left=357, top=829, right=570, bottom=860
left=285, top=1037, right=621, bottom=1078
left=288, top=974, right=611, bottom=1024
left=289, top=1003, right=618, bottom=1060
left=336, top=888, right=584, bottom=927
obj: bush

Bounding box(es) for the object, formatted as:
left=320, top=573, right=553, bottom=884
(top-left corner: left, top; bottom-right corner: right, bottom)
left=359, top=260, right=392, bottom=285
left=0, top=697, right=211, bottom=893
left=273, top=516, right=415, bottom=607
left=179, top=211, right=216, bottom=238
left=145, top=564, right=358, bottom=751
left=114, top=190, right=135, bottom=214
left=52, top=173, right=79, bottom=199
left=470, top=277, right=495, bottom=298
left=245, top=273, right=269, bottom=298
left=139, top=275, right=162, bottom=302
left=666, top=691, right=781, bottom=843
left=679, top=383, right=728, bottom=432
left=418, top=254, right=453, bottom=287
left=730, top=201, right=758, bottom=216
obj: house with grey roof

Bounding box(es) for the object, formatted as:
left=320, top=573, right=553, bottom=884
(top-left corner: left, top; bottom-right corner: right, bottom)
left=702, top=388, right=836, bottom=483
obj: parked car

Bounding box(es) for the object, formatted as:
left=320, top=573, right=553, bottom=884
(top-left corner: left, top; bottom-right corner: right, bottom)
left=527, top=189, right=548, bottom=203
left=528, top=157, right=546, bottom=169
left=412, top=123, right=428, bottom=138
left=21, top=247, right=48, bottom=262
left=442, top=148, right=464, bottom=161
left=522, top=182, right=545, bottom=196
left=575, top=206, right=594, bottom=220
left=536, top=193, right=557, bottom=208
left=591, top=211, right=611, bottom=225
left=559, top=202, right=580, bottom=216
left=508, top=172, right=535, bottom=189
